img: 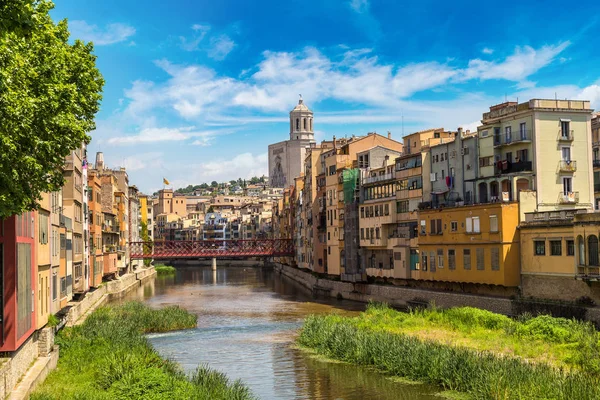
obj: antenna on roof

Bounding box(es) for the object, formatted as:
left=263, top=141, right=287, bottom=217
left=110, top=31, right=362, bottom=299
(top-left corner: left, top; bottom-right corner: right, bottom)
left=401, top=110, right=404, bottom=137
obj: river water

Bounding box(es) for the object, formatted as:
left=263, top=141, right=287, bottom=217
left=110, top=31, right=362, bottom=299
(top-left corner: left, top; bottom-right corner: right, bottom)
left=126, top=265, right=439, bottom=399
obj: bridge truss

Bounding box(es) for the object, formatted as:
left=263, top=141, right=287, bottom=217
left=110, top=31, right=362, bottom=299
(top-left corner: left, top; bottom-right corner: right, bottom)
left=129, top=239, right=294, bottom=259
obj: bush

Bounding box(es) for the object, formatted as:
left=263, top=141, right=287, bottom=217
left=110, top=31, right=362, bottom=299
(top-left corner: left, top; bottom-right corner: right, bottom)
left=298, top=314, right=600, bottom=400
left=32, top=302, right=254, bottom=400
left=155, top=264, right=177, bottom=276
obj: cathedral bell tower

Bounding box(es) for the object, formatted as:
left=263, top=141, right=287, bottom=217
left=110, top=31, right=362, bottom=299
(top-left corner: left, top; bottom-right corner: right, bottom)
left=289, top=95, right=314, bottom=141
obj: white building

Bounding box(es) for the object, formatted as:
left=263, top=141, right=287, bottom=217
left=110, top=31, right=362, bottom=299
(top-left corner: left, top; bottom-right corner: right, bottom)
left=268, top=97, right=316, bottom=188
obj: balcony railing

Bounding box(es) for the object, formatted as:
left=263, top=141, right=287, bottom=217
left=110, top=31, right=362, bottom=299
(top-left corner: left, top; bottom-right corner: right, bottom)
left=493, top=130, right=531, bottom=147
left=593, top=141, right=600, bottom=148
left=558, top=160, right=577, bottom=172
left=558, top=191, right=579, bottom=204
left=558, top=130, right=574, bottom=141
left=495, top=160, right=533, bottom=175
left=595, top=183, right=600, bottom=193
left=362, top=172, right=394, bottom=185
left=594, top=159, right=600, bottom=168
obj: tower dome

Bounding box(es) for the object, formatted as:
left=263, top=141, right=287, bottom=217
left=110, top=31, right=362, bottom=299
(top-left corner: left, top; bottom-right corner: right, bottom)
left=289, top=95, right=314, bottom=141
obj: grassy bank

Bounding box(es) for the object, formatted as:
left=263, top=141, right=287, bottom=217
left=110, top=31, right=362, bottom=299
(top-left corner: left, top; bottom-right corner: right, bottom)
left=32, top=302, right=255, bottom=400
left=298, top=303, right=600, bottom=399
left=155, top=264, right=177, bottom=276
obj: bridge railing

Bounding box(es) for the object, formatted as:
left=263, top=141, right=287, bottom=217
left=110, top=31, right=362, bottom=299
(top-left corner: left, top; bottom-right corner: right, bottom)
left=129, top=239, right=294, bottom=259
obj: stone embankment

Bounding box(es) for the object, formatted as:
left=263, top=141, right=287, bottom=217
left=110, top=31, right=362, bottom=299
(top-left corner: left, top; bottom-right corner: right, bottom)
left=0, top=267, right=156, bottom=400
left=274, top=263, right=600, bottom=324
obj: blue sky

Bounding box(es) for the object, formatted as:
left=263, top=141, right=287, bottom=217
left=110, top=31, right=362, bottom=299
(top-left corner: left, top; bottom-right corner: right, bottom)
left=51, top=0, right=600, bottom=193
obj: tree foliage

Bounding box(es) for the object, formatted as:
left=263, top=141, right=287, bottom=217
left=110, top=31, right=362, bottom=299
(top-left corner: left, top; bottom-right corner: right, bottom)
left=0, top=0, right=104, bottom=218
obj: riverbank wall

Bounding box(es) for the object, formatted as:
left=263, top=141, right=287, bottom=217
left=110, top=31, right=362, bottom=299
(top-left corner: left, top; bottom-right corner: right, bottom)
left=273, top=263, right=600, bottom=324
left=0, top=266, right=157, bottom=400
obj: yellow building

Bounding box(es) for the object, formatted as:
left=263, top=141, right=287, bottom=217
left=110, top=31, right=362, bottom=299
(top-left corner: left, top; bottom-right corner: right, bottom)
left=476, top=99, right=594, bottom=214
left=416, top=202, right=520, bottom=287
left=36, top=193, right=51, bottom=329
left=592, top=114, right=600, bottom=209
left=519, top=209, right=600, bottom=302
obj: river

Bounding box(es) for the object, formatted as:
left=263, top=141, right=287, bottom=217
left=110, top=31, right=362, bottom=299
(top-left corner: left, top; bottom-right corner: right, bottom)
left=125, top=265, right=440, bottom=399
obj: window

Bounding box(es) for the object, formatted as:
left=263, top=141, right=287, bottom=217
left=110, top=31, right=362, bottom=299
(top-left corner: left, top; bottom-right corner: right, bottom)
left=563, top=177, right=572, bottom=195
left=466, top=217, right=473, bottom=233
left=562, top=147, right=571, bottom=161
left=476, top=248, right=485, bottom=270
left=61, top=277, right=66, bottom=295
left=534, top=240, right=546, bottom=256
left=491, top=248, right=500, bottom=270
left=296, top=118, right=300, bottom=130
left=442, top=170, right=445, bottom=179
left=17, top=243, right=32, bottom=338
left=448, top=249, right=456, bottom=270
left=39, top=211, right=49, bottom=244
left=550, top=240, right=562, bottom=256
left=422, top=253, right=428, bottom=271
left=384, top=204, right=389, bottom=216
left=450, top=167, right=455, bottom=177
left=567, top=240, right=575, bottom=256
left=420, top=220, right=426, bottom=235
left=463, top=249, right=471, bottom=270
left=361, top=207, right=365, bottom=218
left=375, top=227, right=381, bottom=239
left=437, top=249, right=444, bottom=268
left=505, top=126, right=512, bottom=143
left=472, top=216, right=480, bottom=233
left=516, top=149, right=528, bottom=162
left=360, top=228, right=364, bottom=240
left=489, top=215, right=498, bottom=233
left=328, top=246, right=331, bottom=255
left=75, top=263, right=82, bottom=278
left=52, top=272, right=57, bottom=301
left=430, top=251, right=436, bottom=272
left=519, top=122, right=526, bottom=139
left=451, top=221, right=458, bottom=232
left=506, top=152, right=512, bottom=163
left=561, top=120, right=570, bottom=138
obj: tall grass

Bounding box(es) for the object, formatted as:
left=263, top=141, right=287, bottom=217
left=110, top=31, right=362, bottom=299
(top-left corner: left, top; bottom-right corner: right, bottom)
left=155, top=264, right=177, bottom=276
left=32, top=302, right=255, bottom=400
left=298, top=304, right=600, bottom=399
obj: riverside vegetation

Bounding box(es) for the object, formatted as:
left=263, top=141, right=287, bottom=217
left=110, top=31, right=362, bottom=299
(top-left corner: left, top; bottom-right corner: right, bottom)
left=32, top=302, right=255, bottom=400
left=154, top=264, right=177, bottom=276
left=298, top=303, right=600, bottom=399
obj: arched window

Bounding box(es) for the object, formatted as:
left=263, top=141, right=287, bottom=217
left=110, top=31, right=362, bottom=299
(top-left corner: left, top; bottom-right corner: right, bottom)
left=578, top=236, right=585, bottom=266
left=589, top=235, right=599, bottom=266
left=303, top=118, right=307, bottom=129
left=296, top=118, right=299, bottom=130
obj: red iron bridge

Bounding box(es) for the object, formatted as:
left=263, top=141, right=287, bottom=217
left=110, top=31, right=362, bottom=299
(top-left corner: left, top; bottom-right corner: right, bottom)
left=129, top=239, right=294, bottom=259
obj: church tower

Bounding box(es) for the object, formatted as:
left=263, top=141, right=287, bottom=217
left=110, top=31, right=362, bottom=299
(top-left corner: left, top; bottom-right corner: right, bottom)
left=289, top=96, right=314, bottom=141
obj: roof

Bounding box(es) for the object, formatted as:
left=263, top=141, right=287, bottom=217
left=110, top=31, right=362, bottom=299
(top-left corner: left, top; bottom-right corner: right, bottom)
left=290, top=98, right=312, bottom=113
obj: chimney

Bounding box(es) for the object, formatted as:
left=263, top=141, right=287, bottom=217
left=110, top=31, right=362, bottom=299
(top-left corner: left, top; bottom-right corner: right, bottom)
left=384, top=155, right=389, bottom=167
left=333, top=135, right=337, bottom=150
left=387, top=131, right=392, bottom=139
left=95, top=152, right=104, bottom=171
left=457, top=127, right=463, bottom=137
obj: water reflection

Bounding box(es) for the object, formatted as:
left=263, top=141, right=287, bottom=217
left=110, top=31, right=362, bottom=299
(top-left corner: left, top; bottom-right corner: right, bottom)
left=126, top=265, right=438, bottom=399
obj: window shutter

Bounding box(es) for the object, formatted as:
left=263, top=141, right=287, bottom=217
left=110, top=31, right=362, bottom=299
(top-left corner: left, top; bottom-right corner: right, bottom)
left=473, top=217, right=480, bottom=233
left=466, top=217, right=472, bottom=233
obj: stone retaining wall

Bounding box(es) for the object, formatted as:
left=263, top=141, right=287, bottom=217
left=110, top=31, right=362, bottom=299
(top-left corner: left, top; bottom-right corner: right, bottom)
left=0, top=333, right=38, bottom=400
left=275, top=263, right=520, bottom=317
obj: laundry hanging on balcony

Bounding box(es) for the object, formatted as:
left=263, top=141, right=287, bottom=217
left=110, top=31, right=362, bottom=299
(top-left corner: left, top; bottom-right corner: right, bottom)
left=445, top=176, right=454, bottom=188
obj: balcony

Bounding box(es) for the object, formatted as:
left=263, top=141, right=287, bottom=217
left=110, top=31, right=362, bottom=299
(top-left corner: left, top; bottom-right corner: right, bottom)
left=558, top=192, right=579, bottom=204
left=495, top=160, right=533, bottom=175
left=362, top=172, right=394, bottom=185
left=595, top=183, right=600, bottom=193
left=493, top=130, right=531, bottom=147
left=558, top=130, right=574, bottom=141
left=558, top=160, right=577, bottom=172
left=594, top=159, right=600, bottom=169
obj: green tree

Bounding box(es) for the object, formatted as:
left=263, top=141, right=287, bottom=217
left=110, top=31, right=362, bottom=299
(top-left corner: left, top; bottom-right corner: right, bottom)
left=140, top=220, right=153, bottom=267
left=0, top=0, right=104, bottom=218
left=210, top=181, right=218, bottom=187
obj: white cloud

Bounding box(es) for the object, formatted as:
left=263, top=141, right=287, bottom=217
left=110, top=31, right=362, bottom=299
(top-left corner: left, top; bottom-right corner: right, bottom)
left=187, top=153, right=268, bottom=185
left=462, top=42, right=570, bottom=82
left=119, top=152, right=164, bottom=172
left=208, top=34, right=236, bottom=60
left=180, top=24, right=210, bottom=51
left=482, top=47, right=494, bottom=55
left=106, top=126, right=224, bottom=145
left=350, top=0, right=369, bottom=13
left=69, top=21, right=136, bottom=45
